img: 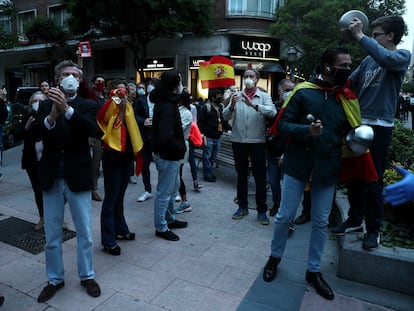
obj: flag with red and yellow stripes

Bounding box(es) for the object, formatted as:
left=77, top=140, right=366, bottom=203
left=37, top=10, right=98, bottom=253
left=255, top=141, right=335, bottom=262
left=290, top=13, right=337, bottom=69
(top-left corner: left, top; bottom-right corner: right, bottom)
left=198, top=56, right=235, bottom=89
left=97, top=90, right=144, bottom=175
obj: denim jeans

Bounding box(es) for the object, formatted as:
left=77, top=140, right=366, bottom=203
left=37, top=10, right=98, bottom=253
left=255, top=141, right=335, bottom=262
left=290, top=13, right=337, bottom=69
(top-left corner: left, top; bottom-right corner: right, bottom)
left=154, top=155, right=179, bottom=232
left=43, top=179, right=95, bottom=284
left=271, top=174, right=335, bottom=272
left=101, top=154, right=131, bottom=248
left=347, top=125, right=392, bottom=234
left=232, top=142, right=268, bottom=214
left=266, top=152, right=282, bottom=208
left=202, top=137, right=221, bottom=178
left=188, top=141, right=198, bottom=181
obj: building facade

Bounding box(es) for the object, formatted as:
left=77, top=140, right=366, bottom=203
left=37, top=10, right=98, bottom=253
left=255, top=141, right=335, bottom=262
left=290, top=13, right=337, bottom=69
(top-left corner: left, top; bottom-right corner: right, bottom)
left=0, top=0, right=286, bottom=101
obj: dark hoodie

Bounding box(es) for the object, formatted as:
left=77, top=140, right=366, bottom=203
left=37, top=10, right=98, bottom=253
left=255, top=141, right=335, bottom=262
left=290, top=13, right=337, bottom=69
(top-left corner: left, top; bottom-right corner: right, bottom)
left=150, top=87, right=186, bottom=161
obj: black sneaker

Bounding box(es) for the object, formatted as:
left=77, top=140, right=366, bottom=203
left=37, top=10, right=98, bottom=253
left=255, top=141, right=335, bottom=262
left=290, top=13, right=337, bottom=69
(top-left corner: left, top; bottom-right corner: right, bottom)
left=362, top=232, right=380, bottom=251
left=331, top=219, right=363, bottom=235
left=168, top=220, right=188, bottom=229
left=37, top=281, right=65, bottom=303
left=288, top=222, right=295, bottom=236
left=156, top=229, right=180, bottom=241
left=103, top=245, right=121, bottom=256
left=294, top=213, right=311, bottom=225
left=269, top=205, right=279, bottom=217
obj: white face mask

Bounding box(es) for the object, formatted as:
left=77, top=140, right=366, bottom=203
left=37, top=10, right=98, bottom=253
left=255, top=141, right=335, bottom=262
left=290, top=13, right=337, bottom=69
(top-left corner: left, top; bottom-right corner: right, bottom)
left=31, top=101, right=39, bottom=111
left=244, top=78, right=255, bottom=89
left=137, top=88, right=145, bottom=96
left=147, top=84, right=155, bottom=93
left=282, top=91, right=292, bottom=101
left=60, top=74, right=79, bottom=94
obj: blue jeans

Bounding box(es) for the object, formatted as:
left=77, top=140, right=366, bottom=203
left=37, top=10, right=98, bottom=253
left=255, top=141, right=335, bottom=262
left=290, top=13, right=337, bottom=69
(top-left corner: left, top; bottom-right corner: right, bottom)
left=267, top=152, right=282, bottom=208
left=202, top=137, right=221, bottom=178
left=43, top=179, right=95, bottom=284
left=188, top=141, right=198, bottom=181
left=271, top=174, right=335, bottom=272
left=101, top=154, right=131, bottom=248
left=154, top=155, right=179, bottom=232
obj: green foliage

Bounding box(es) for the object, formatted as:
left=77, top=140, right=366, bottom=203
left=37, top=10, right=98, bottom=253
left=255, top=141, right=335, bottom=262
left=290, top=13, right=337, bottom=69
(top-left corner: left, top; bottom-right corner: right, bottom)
left=0, top=0, right=16, bottom=20
left=24, top=17, right=69, bottom=46
left=0, top=28, right=17, bottom=49
left=271, top=0, right=406, bottom=78
left=382, top=119, right=414, bottom=249
left=402, top=81, right=414, bottom=94
left=64, top=0, right=215, bottom=77
left=387, top=119, right=414, bottom=168
left=380, top=204, right=414, bottom=249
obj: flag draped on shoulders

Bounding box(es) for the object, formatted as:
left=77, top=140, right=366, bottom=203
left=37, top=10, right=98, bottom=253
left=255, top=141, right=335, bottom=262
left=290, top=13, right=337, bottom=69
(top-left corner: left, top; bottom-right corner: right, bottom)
left=198, top=56, right=235, bottom=89
left=269, top=81, right=377, bottom=182
left=97, top=92, right=144, bottom=175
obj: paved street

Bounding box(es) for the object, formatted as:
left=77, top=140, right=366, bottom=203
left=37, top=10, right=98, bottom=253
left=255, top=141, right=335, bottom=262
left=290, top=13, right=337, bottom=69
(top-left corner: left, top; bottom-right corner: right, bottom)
left=0, top=144, right=413, bottom=310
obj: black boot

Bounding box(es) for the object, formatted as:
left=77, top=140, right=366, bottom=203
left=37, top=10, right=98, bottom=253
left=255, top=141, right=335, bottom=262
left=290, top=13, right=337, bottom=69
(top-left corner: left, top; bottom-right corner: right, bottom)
left=263, top=256, right=281, bottom=282
left=305, top=271, right=334, bottom=300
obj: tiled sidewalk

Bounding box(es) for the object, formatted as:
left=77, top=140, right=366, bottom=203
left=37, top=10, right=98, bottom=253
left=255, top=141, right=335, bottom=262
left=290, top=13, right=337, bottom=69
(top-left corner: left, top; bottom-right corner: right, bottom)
left=0, top=145, right=413, bottom=311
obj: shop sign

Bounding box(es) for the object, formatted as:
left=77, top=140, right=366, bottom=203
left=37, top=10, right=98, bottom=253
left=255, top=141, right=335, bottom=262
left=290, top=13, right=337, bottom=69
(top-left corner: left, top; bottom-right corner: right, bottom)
left=144, top=58, right=174, bottom=71
left=230, top=35, right=279, bottom=60
left=189, top=56, right=213, bottom=69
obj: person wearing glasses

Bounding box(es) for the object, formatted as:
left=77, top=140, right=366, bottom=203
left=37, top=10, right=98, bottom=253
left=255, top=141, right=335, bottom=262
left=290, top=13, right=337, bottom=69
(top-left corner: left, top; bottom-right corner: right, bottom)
left=332, top=15, right=411, bottom=251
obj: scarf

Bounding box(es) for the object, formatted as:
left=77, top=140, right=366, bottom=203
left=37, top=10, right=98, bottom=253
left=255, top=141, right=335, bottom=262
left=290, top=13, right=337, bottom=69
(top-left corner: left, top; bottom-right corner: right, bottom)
left=269, top=81, right=377, bottom=182
left=97, top=93, right=144, bottom=175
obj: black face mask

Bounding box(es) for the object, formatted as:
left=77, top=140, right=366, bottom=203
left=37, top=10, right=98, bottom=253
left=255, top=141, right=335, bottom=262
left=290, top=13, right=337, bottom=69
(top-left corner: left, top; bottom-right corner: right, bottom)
left=214, top=96, right=222, bottom=104
left=332, top=68, right=351, bottom=86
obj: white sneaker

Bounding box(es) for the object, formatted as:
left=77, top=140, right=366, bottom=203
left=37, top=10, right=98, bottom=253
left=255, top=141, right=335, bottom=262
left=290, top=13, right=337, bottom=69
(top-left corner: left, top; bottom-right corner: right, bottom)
left=137, top=191, right=153, bottom=202
left=175, top=195, right=182, bottom=202
left=129, top=176, right=137, bottom=184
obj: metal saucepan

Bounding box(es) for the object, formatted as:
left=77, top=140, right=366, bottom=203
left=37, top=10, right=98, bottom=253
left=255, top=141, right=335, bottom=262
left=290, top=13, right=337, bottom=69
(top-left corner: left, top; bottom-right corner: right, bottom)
left=338, top=10, right=369, bottom=41
left=346, top=125, right=374, bottom=155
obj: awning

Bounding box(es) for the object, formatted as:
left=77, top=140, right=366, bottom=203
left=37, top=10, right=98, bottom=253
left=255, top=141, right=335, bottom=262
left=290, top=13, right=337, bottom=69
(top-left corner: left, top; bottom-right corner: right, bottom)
left=233, top=60, right=285, bottom=73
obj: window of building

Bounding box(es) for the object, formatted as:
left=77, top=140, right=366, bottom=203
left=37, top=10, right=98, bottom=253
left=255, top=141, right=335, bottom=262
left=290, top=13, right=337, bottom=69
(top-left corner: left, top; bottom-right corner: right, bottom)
left=227, top=0, right=282, bottom=19
left=18, top=10, right=36, bottom=33
left=48, top=5, right=70, bottom=29
left=0, top=13, right=11, bottom=33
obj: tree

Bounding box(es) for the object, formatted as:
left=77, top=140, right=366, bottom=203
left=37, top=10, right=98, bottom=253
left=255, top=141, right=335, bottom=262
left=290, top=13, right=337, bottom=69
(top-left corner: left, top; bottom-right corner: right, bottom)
left=0, top=0, right=17, bottom=49
left=402, top=81, right=414, bottom=94
left=64, top=0, right=215, bottom=81
left=24, top=17, right=69, bottom=46
left=271, top=0, right=406, bottom=79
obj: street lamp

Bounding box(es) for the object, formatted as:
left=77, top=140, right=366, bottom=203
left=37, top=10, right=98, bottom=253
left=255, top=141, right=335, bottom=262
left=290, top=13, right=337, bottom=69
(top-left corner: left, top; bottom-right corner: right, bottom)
left=287, top=47, right=298, bottom=82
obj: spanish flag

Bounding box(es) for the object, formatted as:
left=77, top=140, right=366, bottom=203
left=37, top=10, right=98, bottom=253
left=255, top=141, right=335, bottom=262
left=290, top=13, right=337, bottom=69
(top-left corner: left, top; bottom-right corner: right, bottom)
left=97, top=92, right=144, bottom=175
left=270, top=81, right=378, bottom=183
left=198, top=56, right=235, bottom=89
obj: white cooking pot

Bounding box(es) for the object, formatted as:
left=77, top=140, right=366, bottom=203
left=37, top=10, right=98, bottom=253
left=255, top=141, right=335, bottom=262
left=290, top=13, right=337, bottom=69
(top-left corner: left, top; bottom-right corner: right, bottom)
left=338, top=10, right=369, bottom=41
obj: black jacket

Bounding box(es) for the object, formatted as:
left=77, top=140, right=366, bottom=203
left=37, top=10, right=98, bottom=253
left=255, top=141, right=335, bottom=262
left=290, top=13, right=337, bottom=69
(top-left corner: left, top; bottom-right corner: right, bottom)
left=150, top=88, right=185, bottom=161
left=30, top=96, right=99, bottom=192
left=197, top=102, right=223, bottom=139
left=133, top=94, right=152, bottom=144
